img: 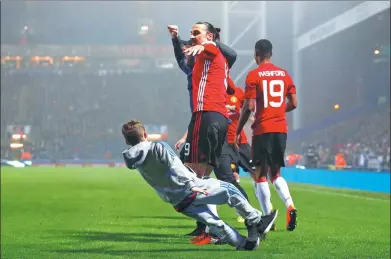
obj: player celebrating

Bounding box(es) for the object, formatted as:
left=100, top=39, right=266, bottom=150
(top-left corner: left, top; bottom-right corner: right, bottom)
left=182, top=22, right=230, bottom=178
left=121, top=120, right=278, bottom=251
left=168, top=24, right=236, bottom=113
left=181, top=22, right=249, bottom=243
left=168, top=24, right=239, bottom=239
left=235, top=39, right=298, bottom=231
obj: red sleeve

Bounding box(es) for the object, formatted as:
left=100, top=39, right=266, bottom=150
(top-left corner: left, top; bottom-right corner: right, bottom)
left=244, top=71, right=257, bottom=99
left=203, top=42, right=219, bottom=58
left=285, top=72, right=297, bottom=95
left=235, top=88, right=245, bottom=105
left=226, top=76, right=236, bottom=95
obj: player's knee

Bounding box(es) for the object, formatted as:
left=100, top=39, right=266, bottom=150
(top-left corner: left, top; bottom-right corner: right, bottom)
left=255, top=166, right=268, bottom=177
left=255, top=174, right=268, bottom=183
left=227, top=193, right=246, bottom=208
left=269, top=171, right=281, bottom=184
left=233, top=172, right=240, bottom=183
left=204, top=165, right=213, bottom=177
left=219, top=183, right=233, bottom=198
left=221, top=183, right=244, bottom=204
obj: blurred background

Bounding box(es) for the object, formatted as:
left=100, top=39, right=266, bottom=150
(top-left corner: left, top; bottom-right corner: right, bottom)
left=1, top=1, right=390, bottom=171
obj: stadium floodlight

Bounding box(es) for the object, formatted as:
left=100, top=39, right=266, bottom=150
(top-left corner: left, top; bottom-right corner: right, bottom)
left=140, top=25, right=149, bottom=35
left=147, top=134, right=162, bottom=141
left=374, top=49, right=380, bottom=55
left=11, top=134, right=26, bottom=140
left=10, top=143, right=24, bottom=149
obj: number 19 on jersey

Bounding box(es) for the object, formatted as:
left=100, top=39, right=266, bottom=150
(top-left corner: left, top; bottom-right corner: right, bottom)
left=262, top=79, right=285, bottom=108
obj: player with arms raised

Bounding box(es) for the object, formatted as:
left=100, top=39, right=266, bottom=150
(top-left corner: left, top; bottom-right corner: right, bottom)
left=235, top=39, right=298, bottom=231
left=181, top=22, right=230, bottom=184
left=168, top=23, right=242, bottom=241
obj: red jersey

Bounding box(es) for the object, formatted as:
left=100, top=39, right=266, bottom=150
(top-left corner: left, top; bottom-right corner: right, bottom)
left=226, top=88, right=248, bottom=144
left=192, top=43, right=228, bottom=117
left=244, top=63, right=296, bottom=135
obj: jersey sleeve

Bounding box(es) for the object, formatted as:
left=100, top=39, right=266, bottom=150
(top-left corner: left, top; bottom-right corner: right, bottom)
left=122, top=149, right=145, bottom=170
left=226, top=76, right=236, bottom=95
left=202, top=42, right=219, bottom=59
left=244, top=71, right=257, bottom=99
left=154, top=141, right=177, bottom=166
left=172, top=37, right=192, bottom=76
left=235, top=88, right=245, bottom=105
left=154, top=142, right=196, bottom=189
left=285, top=72, right=297, bottom=95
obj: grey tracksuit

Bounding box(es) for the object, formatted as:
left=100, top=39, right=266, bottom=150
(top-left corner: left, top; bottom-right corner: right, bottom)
left=122, top=141, right=262, bottom=248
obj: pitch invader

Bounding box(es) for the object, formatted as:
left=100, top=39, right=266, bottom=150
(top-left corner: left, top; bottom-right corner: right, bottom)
left=122, top=120, right=278, bottom=251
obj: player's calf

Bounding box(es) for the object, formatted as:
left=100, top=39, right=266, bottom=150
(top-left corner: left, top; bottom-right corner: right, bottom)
left=192, top=215, right=247, bottom=249
left=270, top=167, right=297, bottom=231
left=253, top=166, right=273, bottom=217
left=233, top=171, right=240, bottom=183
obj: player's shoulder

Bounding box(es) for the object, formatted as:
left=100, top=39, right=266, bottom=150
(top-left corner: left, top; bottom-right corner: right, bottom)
left=246, top=68, right=260, bottom=81
left=235, top=87, right=244, bottom=95
left=153, top=141, right=168, bottom=149
left=269, top=63, right=291, bottom=76
left=248, top=67, right=260, bottom=76
left=154, top=141, right=176, bottom=156
left=269, top=63, right=285, bottom=70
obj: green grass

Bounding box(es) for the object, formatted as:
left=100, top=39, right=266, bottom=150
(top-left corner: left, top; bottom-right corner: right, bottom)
left=1, top=167, right=390, bottom=259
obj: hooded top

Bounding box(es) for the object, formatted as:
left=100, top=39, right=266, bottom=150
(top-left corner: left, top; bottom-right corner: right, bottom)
left=122, top=141, right=198, bottom=206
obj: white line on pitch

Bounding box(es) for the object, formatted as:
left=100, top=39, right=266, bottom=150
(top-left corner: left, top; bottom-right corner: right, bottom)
left=291, top=186, right=390, bottom=202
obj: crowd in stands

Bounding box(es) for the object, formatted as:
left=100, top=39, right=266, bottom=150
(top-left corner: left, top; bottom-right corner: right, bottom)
left=1, top=1, right=388, bottom=173
left=1, top=71, right=189, bottom=160
left=288, top=107, right=390, bottom=171
left=1, top=67, right=389, bottom=173
left=1, top=68, right=390, bottom=173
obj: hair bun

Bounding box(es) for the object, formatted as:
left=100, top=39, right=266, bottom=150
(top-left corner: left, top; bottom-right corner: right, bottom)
left=215, top=28, right=221, bottom=33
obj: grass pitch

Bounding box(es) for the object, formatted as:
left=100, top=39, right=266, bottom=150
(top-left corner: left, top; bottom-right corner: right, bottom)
left=1, top=167, right=390, bottom=259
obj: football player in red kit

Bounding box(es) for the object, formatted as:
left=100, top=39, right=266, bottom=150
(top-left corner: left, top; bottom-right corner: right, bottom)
left=182, top=22, right=230, bottom=180
left=235, top=39, right=298, bottom=231
left=224, top=88, right=254, bottom=182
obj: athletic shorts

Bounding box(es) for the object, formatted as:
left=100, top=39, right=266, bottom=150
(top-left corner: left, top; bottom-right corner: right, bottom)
left=252, top=133, right=287, bottom=167
left=181, top=111, right=229, bottom=168
left=224, top=143, right=253, bottom=173
left=213, top=142, right=253, bottom=182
